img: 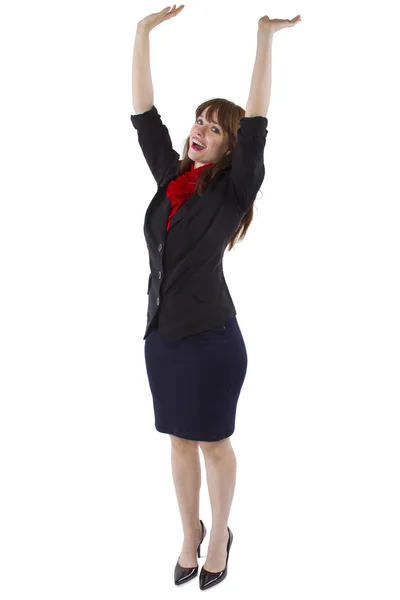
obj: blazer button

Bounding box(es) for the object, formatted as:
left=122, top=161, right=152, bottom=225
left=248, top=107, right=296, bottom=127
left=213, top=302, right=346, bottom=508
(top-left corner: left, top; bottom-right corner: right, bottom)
left=158, top=271, right=162, bottom=279
left=158, top=243, right=163, bottom=251
left=156, top=297, right=160, bottom=306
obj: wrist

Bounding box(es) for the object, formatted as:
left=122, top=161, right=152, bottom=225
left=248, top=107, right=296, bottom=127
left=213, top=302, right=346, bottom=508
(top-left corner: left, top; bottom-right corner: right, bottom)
left=257, top=26, right=274, bottom=39
left=137, top=21, right=151, bottom=35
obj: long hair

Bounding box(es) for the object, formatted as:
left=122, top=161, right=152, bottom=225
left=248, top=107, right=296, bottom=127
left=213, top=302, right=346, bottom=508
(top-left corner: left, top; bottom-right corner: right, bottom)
left=178, top=98, right=262, bottom=252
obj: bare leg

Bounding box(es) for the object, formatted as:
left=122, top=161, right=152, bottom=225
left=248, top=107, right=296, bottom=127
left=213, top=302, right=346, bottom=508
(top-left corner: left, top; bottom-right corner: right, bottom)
left=199, top=437, right=237, bottom=572
left=170, top=434, right=204, bottom=567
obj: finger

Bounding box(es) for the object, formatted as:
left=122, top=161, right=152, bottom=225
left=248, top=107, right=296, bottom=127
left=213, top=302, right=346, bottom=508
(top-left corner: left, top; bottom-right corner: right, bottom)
left=164, top=5, right=184, bottom=19
left=168, top=4, right=184, bottom=14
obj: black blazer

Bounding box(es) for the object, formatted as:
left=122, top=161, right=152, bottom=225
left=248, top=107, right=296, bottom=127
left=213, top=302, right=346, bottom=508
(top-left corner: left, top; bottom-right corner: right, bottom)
left=130, top=105, right=268, bottom=342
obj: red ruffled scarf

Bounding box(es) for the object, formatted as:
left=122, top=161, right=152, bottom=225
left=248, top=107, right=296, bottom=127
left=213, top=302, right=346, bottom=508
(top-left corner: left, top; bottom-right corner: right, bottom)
left=166, top=162, right=213, bottom=231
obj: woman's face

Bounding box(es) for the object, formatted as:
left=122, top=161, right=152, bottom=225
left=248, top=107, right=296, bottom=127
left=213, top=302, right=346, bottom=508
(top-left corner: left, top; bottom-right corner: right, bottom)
left=188, top=109, right=230, bottom=169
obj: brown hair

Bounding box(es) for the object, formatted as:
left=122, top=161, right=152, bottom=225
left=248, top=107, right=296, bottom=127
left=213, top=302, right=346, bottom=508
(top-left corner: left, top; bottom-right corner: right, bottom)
left=178, top=98, right=262, bottom=252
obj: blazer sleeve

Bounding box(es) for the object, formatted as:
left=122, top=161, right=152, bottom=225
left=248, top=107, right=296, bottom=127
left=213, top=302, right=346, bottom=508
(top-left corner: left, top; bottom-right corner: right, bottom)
left=228, top=115, right=268, bottom=213
left=130, top=105, right=180, bottom=188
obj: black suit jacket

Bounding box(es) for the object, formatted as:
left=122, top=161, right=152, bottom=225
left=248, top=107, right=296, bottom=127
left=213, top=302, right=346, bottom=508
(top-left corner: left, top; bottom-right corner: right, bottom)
left=130, top=105, right=268, bottom=342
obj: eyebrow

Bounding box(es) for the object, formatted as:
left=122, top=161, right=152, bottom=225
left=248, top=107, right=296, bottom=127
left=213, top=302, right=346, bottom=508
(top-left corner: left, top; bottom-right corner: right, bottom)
left=199, top=114, right=220, bottom=126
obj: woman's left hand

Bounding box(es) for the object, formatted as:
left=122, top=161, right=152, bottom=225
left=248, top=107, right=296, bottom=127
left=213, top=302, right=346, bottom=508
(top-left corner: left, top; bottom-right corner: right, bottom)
left=258, top=14, right=301, bottom=34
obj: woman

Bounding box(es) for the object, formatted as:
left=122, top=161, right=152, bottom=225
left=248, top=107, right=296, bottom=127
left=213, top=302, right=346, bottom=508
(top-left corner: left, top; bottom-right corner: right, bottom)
left=131, top=5, right=301, bottom=590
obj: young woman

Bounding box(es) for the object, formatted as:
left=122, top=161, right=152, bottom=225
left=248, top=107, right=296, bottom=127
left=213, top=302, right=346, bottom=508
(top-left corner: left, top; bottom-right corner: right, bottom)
left=131, top=5, right=301, bottom=590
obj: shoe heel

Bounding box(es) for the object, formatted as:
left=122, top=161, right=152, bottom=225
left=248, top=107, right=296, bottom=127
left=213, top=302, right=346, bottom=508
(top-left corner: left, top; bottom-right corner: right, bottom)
left=197, top=520, right=207, bottom=557
left=199, top=526, right=233, bottom=590
left=174, top=519, right=207, bottom=586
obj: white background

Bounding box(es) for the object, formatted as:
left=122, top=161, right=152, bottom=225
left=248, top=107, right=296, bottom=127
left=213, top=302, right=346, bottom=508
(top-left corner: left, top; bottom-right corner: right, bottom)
left=1, top=0, right=400, bottom=598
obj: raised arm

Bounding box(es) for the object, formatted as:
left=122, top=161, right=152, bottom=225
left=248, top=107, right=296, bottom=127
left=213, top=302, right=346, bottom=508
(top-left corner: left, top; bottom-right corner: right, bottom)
left=245, top=14, right=301, bottom=118
left=131, top=23, right=153, bottom=115
left=130, top=6, right=185, bottom=187
left=229, top=14, right=301, bottom=212
left=131, top=5, right=185, bottom=114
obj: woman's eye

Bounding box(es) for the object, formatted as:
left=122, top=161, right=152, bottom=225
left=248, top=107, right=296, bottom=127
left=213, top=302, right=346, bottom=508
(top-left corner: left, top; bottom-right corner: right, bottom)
left=197, top=119, right=219, bottom=133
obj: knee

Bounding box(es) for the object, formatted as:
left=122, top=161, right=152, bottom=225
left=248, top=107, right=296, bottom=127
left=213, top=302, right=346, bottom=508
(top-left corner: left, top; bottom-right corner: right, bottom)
left=169, top=434, right=199, bottom=452
left=199, top=437, right=232, bottom=457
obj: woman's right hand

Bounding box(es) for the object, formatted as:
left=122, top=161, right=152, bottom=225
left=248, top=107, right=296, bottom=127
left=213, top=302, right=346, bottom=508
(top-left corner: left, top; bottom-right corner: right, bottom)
left=138, top=4, right=185, bottom=33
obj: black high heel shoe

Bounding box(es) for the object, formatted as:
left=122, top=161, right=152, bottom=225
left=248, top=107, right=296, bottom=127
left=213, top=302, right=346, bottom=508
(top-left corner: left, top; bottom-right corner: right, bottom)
left=199, top=526, right=233, bottom=591
left=174, top=520, right=207, bottom=585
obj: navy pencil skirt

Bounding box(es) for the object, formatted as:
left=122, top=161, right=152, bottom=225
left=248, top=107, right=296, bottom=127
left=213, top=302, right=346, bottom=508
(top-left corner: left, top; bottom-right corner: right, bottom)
left=144, top=316, right=248, bottom=442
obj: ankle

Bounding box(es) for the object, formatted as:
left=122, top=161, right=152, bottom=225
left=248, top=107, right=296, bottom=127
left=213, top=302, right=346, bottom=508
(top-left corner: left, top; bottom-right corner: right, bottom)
left=209, top=526, right=228, bottom=542
left=183, top=521, right=202, bottom=539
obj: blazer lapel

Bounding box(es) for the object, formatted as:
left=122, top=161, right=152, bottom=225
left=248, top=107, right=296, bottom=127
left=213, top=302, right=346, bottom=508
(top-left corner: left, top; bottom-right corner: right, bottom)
left=166, top=192, right=198, bottom=230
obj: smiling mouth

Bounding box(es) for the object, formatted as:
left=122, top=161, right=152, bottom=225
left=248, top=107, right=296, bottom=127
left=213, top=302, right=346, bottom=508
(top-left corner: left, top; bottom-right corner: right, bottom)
left=192, top=140, right=207, bottom=151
